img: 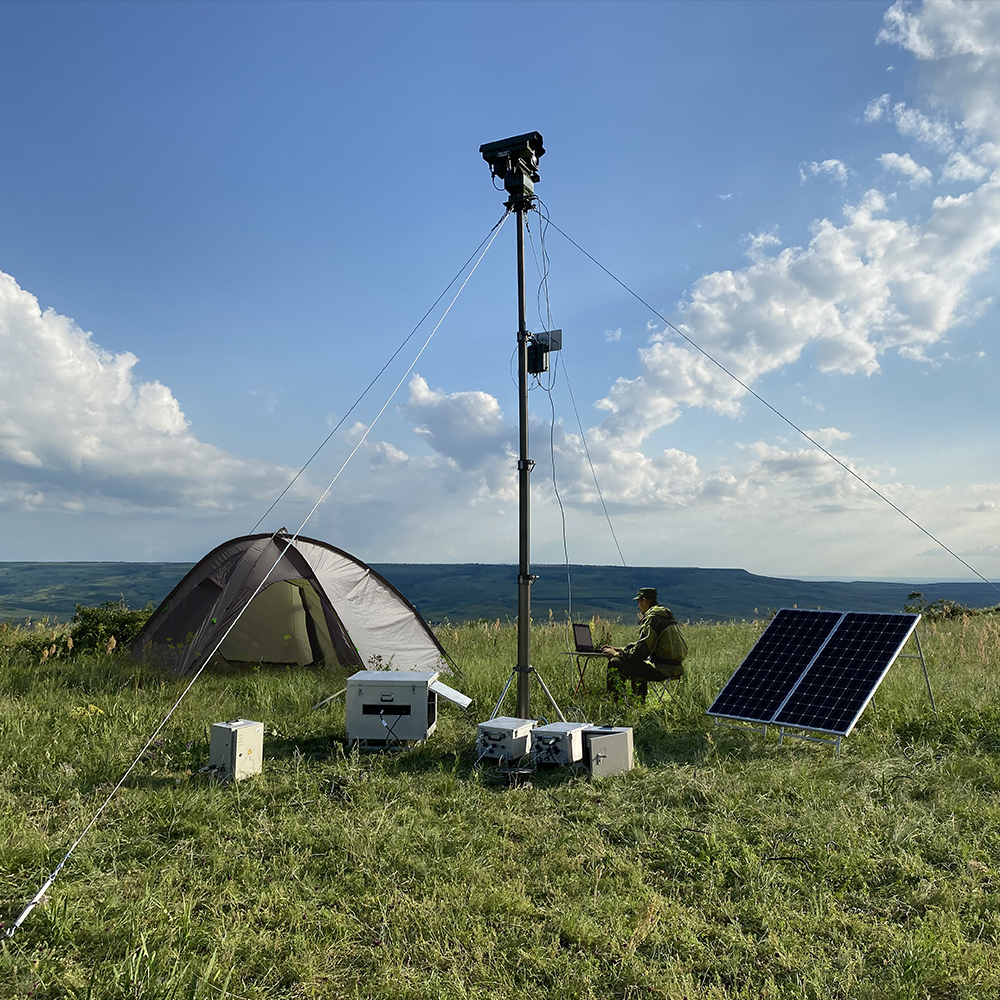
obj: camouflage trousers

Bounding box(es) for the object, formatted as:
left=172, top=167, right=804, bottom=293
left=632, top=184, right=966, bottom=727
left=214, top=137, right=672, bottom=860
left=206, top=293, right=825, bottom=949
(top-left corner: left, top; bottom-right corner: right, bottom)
left=606, top=657, right=682, bottom=701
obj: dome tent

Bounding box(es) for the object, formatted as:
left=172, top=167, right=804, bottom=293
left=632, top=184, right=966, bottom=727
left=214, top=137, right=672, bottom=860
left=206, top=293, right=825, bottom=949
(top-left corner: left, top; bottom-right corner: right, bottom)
left=131, top=531, right=450, bottom=676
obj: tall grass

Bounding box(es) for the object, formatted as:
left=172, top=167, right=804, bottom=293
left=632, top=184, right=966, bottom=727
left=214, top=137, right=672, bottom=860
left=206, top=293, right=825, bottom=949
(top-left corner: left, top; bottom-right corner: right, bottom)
left=0, top=614, right=998, bottom=999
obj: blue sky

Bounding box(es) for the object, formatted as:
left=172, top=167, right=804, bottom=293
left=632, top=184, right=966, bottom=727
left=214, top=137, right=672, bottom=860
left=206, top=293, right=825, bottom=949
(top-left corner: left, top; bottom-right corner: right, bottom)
left=1, top=0, right=998, bottom=582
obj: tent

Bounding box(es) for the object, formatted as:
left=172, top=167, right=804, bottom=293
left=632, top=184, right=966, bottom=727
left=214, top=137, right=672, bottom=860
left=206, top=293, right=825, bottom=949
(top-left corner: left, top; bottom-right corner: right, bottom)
left=130, top=531, right=450, bottom=676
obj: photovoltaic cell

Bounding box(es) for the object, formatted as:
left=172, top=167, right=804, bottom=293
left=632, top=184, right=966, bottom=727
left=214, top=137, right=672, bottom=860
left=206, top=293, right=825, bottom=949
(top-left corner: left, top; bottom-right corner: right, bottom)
left=773, top=612, right=919, bottom=735
left=707, top=609, right=920, bottom=738
left=707, top=609, right=844, bottom=724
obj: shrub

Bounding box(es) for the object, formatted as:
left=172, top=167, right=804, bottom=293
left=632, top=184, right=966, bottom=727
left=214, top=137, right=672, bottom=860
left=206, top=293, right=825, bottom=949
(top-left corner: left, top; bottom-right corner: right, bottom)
left=69, top=598, right=153, bottom=654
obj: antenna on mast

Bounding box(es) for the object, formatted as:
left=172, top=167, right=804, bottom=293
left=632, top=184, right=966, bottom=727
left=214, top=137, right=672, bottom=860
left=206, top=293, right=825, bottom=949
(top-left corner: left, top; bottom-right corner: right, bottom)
left=480, top=132, right=564, bottom=724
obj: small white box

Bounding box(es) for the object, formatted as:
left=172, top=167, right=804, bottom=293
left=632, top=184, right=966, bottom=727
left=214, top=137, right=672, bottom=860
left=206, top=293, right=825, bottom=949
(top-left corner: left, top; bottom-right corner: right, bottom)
left=210, top=719, right=264, bottom=782
left=476, top=716, right=536, bottom=760
left=532, top=721, right=590, bottom=765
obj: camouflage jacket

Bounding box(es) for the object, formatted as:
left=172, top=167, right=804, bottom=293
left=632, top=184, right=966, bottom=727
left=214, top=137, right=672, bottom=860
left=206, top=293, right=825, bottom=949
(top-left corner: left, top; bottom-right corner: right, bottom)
left=621, top=605, right=686, bottom=666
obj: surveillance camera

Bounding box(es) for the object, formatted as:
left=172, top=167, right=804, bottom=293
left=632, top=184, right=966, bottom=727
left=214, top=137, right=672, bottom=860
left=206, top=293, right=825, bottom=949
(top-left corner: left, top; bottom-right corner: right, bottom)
left=479, top=132, right=545, bottom=182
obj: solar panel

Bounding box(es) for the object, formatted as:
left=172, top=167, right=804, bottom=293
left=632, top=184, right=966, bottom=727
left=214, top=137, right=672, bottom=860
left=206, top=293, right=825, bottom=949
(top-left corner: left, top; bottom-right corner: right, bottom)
left=707, top=609, right=920, bottom=740
left=773, top=612, right=919, bottom=735
left=707, top=609, right=844, bottom=724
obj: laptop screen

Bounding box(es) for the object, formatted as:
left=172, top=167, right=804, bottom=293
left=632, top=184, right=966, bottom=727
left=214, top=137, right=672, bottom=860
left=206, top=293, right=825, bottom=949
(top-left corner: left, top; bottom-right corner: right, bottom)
left=573, top=623, right=595, bottom=651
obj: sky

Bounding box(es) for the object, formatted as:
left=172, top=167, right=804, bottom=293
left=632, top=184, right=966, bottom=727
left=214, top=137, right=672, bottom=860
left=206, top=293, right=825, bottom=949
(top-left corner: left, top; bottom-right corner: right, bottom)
left=1, top=0, right=999, bottom=582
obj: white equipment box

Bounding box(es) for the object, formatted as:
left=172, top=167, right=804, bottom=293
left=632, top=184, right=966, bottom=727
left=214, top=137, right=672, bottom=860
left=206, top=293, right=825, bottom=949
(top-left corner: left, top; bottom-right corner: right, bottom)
left=210, top=719, right=264, bottom=782
left=476, top=716, right=536, bottom=760
left=532, top=721, right=590, bottom=765
left=583, top=726, right=634, bottom=778
left=347, top=670, right=471, bottom=748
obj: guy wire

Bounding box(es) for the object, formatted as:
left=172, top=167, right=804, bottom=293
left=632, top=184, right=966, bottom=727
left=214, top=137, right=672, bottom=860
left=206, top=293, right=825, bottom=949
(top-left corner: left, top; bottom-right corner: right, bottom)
left=543, top=214, right=1000, bottom=598
left=252, top=209, right=511, bottom=533
left=5, top=212, right=510, bottom=944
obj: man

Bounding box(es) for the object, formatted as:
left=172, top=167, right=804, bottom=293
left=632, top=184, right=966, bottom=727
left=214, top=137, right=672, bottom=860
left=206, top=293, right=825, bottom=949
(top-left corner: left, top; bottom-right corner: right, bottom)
left=602, top=588, right=686, bottom=701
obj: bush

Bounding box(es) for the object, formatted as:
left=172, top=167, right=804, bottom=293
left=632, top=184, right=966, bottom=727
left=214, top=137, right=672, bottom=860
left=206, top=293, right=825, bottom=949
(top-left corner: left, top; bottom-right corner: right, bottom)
left=69, top=598, right=153, bottom=654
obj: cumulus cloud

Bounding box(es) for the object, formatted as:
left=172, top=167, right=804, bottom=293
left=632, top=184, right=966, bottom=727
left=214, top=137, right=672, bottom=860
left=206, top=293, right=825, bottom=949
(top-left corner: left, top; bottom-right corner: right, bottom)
left=942, top=151, right=989, bottom=183
left=800, top=159, right=851, bottom=184
left=0, top=271, right=308, bottom=515
left=878, top=151, right=933, bottom=186
left=588, top=2, right=1000, bottom=471
left=879, top=0, right=1000, bottom=141
left=398, top=375, right=515, bottom=471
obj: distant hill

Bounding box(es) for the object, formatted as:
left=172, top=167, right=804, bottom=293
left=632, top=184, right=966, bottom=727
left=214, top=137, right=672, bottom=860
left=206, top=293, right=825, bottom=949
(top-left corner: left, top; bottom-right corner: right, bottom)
left=1, top=561, right=998, bottom=625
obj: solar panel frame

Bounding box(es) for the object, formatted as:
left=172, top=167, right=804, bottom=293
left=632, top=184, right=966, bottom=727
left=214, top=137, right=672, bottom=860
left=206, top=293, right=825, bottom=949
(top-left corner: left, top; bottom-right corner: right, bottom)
left=772, top=612, right=920, bottom=737
left=706, top=609, right=844, bottom=725
left=707, top=608, right=921, bottom=740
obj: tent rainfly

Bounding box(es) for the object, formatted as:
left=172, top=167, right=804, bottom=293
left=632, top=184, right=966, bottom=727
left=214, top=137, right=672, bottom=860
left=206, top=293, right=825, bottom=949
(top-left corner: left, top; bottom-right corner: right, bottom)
left=130, top=531, right=450, bottom=676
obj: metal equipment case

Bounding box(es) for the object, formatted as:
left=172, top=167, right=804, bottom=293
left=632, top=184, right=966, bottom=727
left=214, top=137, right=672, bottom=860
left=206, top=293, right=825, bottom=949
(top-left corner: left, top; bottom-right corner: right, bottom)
left=532, top=721, right=590, bottom=765
left=346, top=670, right=470, bottom=748
left=583, top=725, right=634, bottom=778
left=209, top=719, right=264, bottom=782
left=476, top=717, right=536, bottom=760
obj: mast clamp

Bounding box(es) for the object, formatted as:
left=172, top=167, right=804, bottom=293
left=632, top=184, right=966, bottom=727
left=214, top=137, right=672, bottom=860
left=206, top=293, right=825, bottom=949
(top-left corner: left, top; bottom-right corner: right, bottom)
left=517, top=459, right=535, bottom=473
left=518, top=573, right=539, bottom=586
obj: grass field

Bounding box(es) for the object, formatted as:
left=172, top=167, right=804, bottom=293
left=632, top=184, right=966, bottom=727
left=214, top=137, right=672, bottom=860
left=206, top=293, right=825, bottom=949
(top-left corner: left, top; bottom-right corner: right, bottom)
left=0, top=613, right=998, bottom=999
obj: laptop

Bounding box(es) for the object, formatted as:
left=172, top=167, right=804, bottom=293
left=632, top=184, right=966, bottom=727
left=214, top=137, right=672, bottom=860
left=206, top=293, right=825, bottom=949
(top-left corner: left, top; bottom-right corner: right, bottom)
left=572, top=623, right=601, bottom=653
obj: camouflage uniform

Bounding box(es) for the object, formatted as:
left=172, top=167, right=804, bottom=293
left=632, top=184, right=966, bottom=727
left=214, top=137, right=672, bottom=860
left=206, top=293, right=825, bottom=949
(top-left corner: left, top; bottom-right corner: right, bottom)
left=607, top=604, right=684, bottom=700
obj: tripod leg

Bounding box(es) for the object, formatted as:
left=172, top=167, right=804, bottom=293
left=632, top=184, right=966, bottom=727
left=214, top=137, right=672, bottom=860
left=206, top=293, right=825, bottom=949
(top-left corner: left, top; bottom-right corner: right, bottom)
left=532, top=666, right=567, bottom=723
left=490, top=670, right=517, bottom=720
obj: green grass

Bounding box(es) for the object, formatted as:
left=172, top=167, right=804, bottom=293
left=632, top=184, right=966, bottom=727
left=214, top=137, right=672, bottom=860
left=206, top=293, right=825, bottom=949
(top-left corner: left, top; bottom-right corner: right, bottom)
left=1, top=615, right=999, bottom=999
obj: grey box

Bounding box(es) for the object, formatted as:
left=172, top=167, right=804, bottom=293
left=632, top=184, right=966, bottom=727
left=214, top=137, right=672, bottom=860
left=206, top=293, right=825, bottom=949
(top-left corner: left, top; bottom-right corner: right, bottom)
left=476, top=716, right=536, bottom=760
left=210, top=719, right=264, bottom=782
left=532, top=721, right=590, bottom=765
left=583, top=726, right=634, bottom=778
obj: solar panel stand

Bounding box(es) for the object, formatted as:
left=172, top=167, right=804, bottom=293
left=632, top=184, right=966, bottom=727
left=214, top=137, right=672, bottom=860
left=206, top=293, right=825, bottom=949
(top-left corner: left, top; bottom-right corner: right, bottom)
left=712, top=717, right=769, bottom=738
left=893, top=629, right=936, bottom=713
left=777, top=726, right=844, bottom=757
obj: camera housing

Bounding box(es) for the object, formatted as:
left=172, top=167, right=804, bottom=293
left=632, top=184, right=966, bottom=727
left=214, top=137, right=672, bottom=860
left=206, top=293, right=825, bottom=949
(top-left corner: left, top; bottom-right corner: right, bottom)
left=480, top=131, right=545, bottom=205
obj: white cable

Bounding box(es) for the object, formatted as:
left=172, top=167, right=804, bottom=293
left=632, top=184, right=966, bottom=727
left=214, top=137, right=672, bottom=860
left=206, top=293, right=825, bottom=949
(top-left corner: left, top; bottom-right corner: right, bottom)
left=5, top=213, right=510, bottom=943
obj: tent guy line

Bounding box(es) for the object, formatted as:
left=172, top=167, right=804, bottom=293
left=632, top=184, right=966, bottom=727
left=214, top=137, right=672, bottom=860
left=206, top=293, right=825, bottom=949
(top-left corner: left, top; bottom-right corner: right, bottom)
left=541, top=212, right=1000, bottom=599
left=4, top=211, right=509, bottom=944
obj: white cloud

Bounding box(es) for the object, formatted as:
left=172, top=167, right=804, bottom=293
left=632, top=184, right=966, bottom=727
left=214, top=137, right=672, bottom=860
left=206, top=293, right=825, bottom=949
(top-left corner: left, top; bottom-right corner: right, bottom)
left=942, top=149, right=991, bottom=182
left=719, top=193, right=733, bottom=201
left=891, top=102, right=956, bottom=152
left=398, top=375, right=515, bottom=471
left=865, top=93, right=891, bottom=122
left=588, top=1, right=1000, bottom=475
left=878, top=151, right=933, bottom=186
left=604, top=328, right=622, bottom=343
left=879, top=0, right=1000, bottom=142
left=800, top=159, right=851, bottom=184
left=863, top=94, right=956, bottom=153
left=805, top=427, right=853, bottom=447
left=0, top=270, right=308, bottom=515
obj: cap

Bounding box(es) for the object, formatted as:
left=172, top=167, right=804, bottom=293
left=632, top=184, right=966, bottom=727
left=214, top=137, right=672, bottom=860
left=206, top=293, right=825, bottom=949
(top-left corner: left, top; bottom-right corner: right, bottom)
left=633, top=588, right=657, bottom=602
